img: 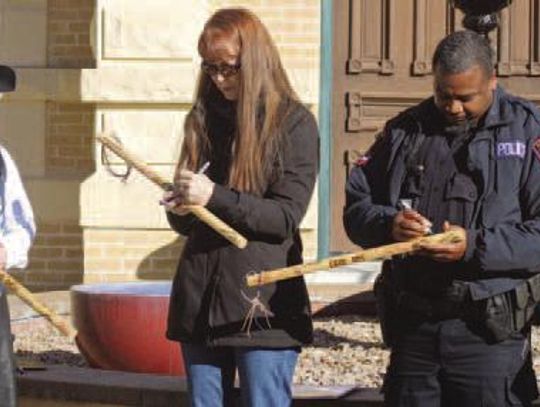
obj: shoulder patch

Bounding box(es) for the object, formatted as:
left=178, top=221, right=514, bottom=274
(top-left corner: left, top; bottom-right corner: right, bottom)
left=354, top=155, right=370, bottom=167
left=533, top=137, right=540, bottom=162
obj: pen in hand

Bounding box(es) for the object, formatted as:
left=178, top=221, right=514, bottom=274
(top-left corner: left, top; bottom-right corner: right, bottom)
left=197, top=161, right=210, bottom=174
left=399, top=199, right=433, bottom=235
left=160, top=161, right=211, bottom=205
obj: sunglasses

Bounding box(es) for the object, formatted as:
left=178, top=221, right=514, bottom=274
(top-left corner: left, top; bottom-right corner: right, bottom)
left=201, top=61, right=241, bottom=78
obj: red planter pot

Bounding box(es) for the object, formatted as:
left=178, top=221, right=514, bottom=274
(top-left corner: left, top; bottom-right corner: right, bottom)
left=71, top=282, right=185, bottom=376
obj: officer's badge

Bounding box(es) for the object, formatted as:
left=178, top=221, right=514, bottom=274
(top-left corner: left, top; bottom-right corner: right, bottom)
left=534, top=137, right=540, bottom=162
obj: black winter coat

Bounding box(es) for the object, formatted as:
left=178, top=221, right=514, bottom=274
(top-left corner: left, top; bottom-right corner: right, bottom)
left=166, top=97, right=319, bottom=348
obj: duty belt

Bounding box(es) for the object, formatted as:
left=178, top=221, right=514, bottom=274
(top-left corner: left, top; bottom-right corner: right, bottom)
left=397, top=274, right=540, bottom=322
left=396, top=282, right=471, bottom=320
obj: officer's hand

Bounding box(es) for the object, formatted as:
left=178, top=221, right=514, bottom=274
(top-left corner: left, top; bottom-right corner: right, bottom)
left=391, top=210, right=433, bottom=241
left=416, top=221, right=467, bottom=262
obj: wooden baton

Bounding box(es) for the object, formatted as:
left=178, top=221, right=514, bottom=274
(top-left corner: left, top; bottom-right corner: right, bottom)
left=246, top=230, right=466, bottom=287
left=0, top=269, right=77, bottom=340
left=96, top=133, right=248, bottom=249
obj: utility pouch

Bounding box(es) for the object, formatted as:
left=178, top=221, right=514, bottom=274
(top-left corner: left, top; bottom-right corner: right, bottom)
left=483, top=292, right=514, bottom=343
left=512, top=282, right=535, bottom=334
left=482, top=275, right=540, bottom=343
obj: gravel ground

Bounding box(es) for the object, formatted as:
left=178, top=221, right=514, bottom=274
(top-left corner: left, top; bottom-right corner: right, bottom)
left=296, top=316, right=388, bottom=387
left=12, top=316, right=540, bottom=388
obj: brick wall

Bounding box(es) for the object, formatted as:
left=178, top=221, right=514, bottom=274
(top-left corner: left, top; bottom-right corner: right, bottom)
left=211, top=0, right=320, bottom=69
left=47, top=0, right=96, bottom=68
left=13, top=222, right=84, bottom=291
left=20, top=223, right=186, bottom=290
left=83, top=229, right=185, bottom=283
left=46, top=102, right=95, bottom=175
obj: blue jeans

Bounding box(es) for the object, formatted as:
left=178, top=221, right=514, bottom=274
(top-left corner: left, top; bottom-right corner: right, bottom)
left=181, top=343, right=299, bottom=407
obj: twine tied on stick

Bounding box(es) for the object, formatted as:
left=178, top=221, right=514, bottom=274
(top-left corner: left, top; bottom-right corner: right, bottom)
left=240, top=289, right=274, bottom=337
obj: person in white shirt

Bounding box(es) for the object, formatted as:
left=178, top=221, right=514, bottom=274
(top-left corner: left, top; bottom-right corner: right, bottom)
left=0, top=64, right=35, bottom=407
left=0, top=145, right=35, bottom=269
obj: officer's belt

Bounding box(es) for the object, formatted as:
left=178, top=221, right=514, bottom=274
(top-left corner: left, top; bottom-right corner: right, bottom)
left=396, top=281, right=470, bottom=320
left=396, top=273, right=540, bottom=321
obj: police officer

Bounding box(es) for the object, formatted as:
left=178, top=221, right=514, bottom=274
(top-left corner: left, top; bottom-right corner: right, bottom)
left=344, top=30, right=540, bottom=406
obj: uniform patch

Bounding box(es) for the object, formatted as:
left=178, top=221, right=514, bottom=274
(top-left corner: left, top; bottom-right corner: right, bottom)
left=534, top=137, right=540, bottom=162
left=354, top=155, right=370, bottom=167
left=496, top=141, right=526, bottom=159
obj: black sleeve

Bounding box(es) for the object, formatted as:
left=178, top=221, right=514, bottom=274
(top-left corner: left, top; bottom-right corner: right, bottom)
left=343, top=129, right=399, bottom=248
left=464, top=113, right=540, bottom=271
left=205, top=107, right=319, bottom=242
left=166, top=211, right=197, bottom=236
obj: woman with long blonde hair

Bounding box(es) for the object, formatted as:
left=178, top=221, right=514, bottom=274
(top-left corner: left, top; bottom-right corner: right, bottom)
left=162, top=8, right=319, bottom=407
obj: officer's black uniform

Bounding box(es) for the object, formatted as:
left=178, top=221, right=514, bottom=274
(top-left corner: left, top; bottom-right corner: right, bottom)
left=344, top=86, right=540, bottom=406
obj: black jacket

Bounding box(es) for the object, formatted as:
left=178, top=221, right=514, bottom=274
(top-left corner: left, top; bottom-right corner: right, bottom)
left=344, top=87, right=540, bottom=300
left=166, top=98, right=319, bottom=347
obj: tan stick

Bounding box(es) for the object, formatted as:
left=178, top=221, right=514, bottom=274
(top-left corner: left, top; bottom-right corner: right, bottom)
left=96, top=133, right=248, bottom=249
left=246, top=230, right=465, bottom=287
left=0, top=269, right=77, bottom=340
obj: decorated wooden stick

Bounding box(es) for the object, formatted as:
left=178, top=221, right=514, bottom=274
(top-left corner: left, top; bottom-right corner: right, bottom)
left=96, top=133, right=248, bottom=249
left=246, top=230, right=465, bottom=287
left=0, top=269, right=77, bottom=339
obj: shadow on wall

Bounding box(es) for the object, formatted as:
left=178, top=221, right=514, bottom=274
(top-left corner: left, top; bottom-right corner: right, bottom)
left=14, top=0, right=98, bottom=292
left=135, top=235, right=185, bottom=281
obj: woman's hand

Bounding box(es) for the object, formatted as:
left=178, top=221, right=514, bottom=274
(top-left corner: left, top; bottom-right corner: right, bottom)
left=161, top=190, right=190, bottom=216
left=175, top=169, right=215, bottom=207
left=160, top=169, right=215, bottom=215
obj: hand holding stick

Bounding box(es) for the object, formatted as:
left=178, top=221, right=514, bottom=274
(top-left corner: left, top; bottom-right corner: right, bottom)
left=246, top=230, right=465, bottom=287
left=96, top=133, right=248, bottom=249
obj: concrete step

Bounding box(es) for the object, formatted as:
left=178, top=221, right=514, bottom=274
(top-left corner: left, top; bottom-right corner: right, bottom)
left=18, top=365, right=382, bottom=407
left=17, top=365, right=540, bottom=406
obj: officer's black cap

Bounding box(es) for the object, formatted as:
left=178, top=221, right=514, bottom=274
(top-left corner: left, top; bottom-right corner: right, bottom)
left=0, top=66, right=15, bottom=93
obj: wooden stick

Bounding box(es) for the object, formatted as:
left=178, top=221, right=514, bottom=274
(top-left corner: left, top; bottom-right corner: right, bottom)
left=96, top=133, right=248, bottom=249
left=246, top=230, right=465, bottom=287
left=0, top=269, right=77, bottom=340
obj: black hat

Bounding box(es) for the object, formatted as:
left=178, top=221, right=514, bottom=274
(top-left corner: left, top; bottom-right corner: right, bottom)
left=453, top=0, right=512, bottom=15
left=0, top=66, right=15, bottom=92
